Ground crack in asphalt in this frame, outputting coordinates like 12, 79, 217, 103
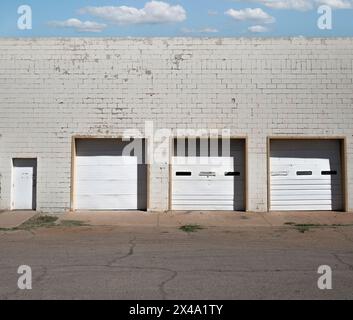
1, 264, 325, 300
4, 261, 352, 299
104, 264, 178, 300
158, 269, 178, 300
14, 263, 178, 300
105, 236, 178, 299
108, 236, 136, 266
2, 225, 353, 299
333, 254, 353, 271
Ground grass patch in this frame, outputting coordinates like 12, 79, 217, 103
284, 222, 353, 233
332, 224, 353, 227
295, 225, 312, 233
179, 224, 205, 233
0, 216, 90, 232
19, 215, 58, 230
59, 220, 89, 227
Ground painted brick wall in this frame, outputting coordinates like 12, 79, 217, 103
0, 38, 352, 212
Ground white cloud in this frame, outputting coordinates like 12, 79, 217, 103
79, 1, 186, 25
181, 27, 219, 34
48, 18, 107, 32
225, 8, 275, 23
248, 25, 269, 32
316, 0, 353, 9
253, 0, 313, 10
238, 0, 353, 11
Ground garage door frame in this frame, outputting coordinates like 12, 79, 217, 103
267, 136, 347, 212
168, 136, 248, 212
70, 136, 150, 211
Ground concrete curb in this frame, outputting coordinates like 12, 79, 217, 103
56, 211, 353, 228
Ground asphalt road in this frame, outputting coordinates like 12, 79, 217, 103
0, 224, 352, 300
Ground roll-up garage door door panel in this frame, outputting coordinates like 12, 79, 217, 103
270, 140, 343, 211
76, 195, 142, 210
75, 139, 147, 210
76, 179, 147, 195
173, 182, 244, 195
172, 151, 245, 211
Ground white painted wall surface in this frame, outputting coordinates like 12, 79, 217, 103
0, 38, 352, 212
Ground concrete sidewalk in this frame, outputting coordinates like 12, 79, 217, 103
0, 211, 37, 229
57, 210, 353, 228
2, 210, 353, 229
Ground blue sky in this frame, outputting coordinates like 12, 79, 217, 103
0, 0, 353, 37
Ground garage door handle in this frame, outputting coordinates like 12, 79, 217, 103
199, 172, 216, 177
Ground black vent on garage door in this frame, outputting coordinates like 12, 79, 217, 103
296, 171, 313, 176
225, 172, 240, 176
321, 170, 337, 175
175, 171, 192, 176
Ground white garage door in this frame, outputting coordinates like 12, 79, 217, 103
172, 139, 245, 211
270, 140, 343, 211
75, 139, 147, 210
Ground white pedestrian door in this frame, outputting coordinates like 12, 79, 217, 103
12, 159, 37, 210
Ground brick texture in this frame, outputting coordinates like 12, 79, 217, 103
0, 38, 352, 212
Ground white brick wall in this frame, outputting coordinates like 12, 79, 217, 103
0, 38, 352, 212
